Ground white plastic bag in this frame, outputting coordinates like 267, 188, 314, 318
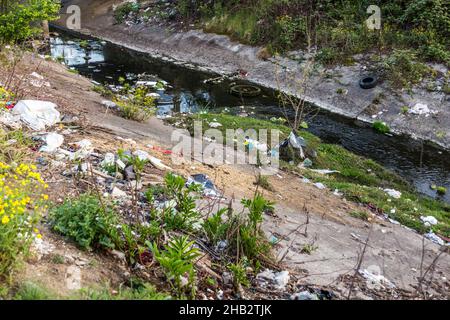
12, 100, 60, 131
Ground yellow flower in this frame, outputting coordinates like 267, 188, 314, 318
36, 234, 42, 239
1, 215, 10, 224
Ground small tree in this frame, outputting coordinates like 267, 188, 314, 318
0, 0, 60, 43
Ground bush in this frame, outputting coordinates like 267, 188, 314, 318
114, 2, 140, 24
49, 194, 121, 250
150, 236, 200, 298
383, 50, 430, 88
373, 121, 390, 134
0, 162, 48, 278
0, 0, 60, 43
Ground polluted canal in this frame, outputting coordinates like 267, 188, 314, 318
49, 33, 450, 204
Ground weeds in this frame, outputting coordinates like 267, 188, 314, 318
13, 281, 55, 300
254, 174, 273, 191
350, 210, 369, 221
150, 236, 201, 298
372, 121, 390, 134
49, 194, 121, 251
163, 173, 202, 231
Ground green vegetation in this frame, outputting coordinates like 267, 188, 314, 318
372, 121, 390, 134
255, 174, 274, 191
13, 281, 56, 300
93, 82, 156, 122
114, 2, 140, 24
173, 0, 449, 88
166, 113, 450, 237
350, 210, 369, 221
78, 281, 171, 300
150, 236, 200, 298
49, 194, 122, 251
0, 0, 60, 43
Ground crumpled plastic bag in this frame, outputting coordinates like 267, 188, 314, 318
12, 100, 60, 131
39, 132, 64, 153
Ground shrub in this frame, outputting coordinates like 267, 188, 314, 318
49, 194, 121, 250
373, 121, 390, 134
114, 2, 140, 24
114, 98, 155, 122
150, 236, 200, 298
0, 0, 60, 43
163, 173, 202, 231
0, 162, 48, 278
383, 50, 430, 88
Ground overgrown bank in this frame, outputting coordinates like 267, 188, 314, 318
166, 113, 450, 238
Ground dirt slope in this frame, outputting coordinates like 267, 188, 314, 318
7, 52, 448, 299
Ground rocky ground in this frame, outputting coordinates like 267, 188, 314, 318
0, 48, 448, 300
55, 0, 450, 150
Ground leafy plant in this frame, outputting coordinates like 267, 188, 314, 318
114, 2, 140, 24
373, 121, 390, 134
49, 194, 122, 250
150, 236, 201, 298
163, 173, 202, 231
228, 262, 250, 287
202, 208, 228, 245
0, 0, 60, 43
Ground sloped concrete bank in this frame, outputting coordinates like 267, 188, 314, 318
56, 0, 450, 151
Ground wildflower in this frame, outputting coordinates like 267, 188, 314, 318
2, 215, 10, 224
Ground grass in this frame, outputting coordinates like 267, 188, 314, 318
350, 210, 369, 221
13, 282, 56, 300
77, 282, 171, 300
255, 174, 274, 191
0, 129, 33, 163
166, 113, 450, 237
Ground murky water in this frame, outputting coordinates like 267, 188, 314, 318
49, 32, 450, 203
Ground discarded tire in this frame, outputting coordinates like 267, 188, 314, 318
359, 76, 377, 89
230, 84, 262, 98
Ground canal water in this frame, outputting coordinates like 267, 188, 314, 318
49, 33, 450, 203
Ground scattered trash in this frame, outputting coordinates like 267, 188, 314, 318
279, 131, 307, 161
424, 231, 445, 246
269, 235, 279, 245
187, 174, 221, 198
301, 158, 313, 168
148, 155, 172, 171
420, 216, 438, 227
384, 188, 402, 199
208, 122, 222, 128
222, 272, 233, 285
409, 103, 434, 116
314, 182, 326, 190
215, 240, 228, 252
111, 187, 128, 199
39, 132, 64, 153
359, 269, 396, 289
12, 100, 60, 131
101, 153, 116, 168
310, 169, 340, 175
256, 269, 290, 290
388, 218, 401, 225
290, 291, 319, 300
101, 100, 117, 109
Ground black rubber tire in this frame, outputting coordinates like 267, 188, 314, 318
359, 76, 378, 89
230, 84, 262, 98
